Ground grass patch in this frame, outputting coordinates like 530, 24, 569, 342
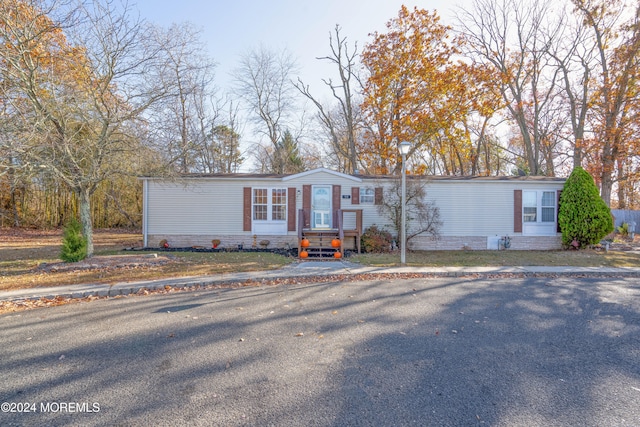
0, 229, 293, 292
3, 228, 640, 293
351, 249, 640, 268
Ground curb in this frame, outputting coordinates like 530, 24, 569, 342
3, 267, 640, 303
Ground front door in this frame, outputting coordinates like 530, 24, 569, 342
312, 185, 332, 228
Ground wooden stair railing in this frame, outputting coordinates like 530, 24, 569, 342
297, 208, 362, 257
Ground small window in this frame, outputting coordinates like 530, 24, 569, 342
253, 189, 268, 220
541, 191, 555, 222
360, 187, 374, 204
523, 191, 537, 222
272, 188, 287, 221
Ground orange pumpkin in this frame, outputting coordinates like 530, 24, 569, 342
301, 238, 310, 248
300, 250, 309, 258
333, 251, 342, 259
331, 238, 341, 248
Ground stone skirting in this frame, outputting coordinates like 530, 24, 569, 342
148, 234, 298, 250
409, 235, 562, 251
148, 234, 562, 251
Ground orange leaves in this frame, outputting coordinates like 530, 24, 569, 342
360, 6, 499, 175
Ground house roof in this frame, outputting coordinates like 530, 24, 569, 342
281, 168, 363, 182
139, 167, 566, 182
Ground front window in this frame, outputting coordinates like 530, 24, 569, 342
541, 191, 555, 222
253, 189, 268, 220
523, 192, 537, 222
253, 188, 287, 222
523, 190, 556, 225
272, 188, 287, 220
360, 187, 374, 204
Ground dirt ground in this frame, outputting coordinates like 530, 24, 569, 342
0, 228, 292, 294
1, 228, 167, 269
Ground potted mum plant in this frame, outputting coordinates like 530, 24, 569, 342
212, 239, 221, 249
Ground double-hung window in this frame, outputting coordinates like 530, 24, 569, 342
252, 188, 288, 235
360, 187, 375, 204
253, 188, 287, 222
522, 190, 557, 235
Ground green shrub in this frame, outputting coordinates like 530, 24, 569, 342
558, 167, 613, 248
60, 218, 88, 262
617, 222, 629, 236
361, 225, 393, 253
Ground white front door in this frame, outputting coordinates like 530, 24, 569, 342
312, 185, 332, 228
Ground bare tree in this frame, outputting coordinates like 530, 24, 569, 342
377, 178, 442, 249
457, 0, 565, 176
295, 25, 362, 174
144, 22, 225, 174
572, 0, 640, 206
233, 46, 303, 173
0, 0, 170, 256
547, 6, 596, 169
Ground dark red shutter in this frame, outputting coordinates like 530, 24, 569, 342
288, 187, 296, 232
374, 187, 383, 205
243, 187, 252, 232
302, 185, 311, 228
333, 185, 341, 225
351, 187, 360, 205
514, 190, 522, 233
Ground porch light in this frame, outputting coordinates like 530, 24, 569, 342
399, 141, 411, 264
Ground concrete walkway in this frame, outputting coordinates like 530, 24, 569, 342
2, 260, 640, 302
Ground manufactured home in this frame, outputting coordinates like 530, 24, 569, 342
140, 168, 565, 253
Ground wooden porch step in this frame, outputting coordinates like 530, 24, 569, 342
299, 229, 341, 258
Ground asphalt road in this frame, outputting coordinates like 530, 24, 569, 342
1, 275, 639, 427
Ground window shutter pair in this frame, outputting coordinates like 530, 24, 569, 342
513, 189, 562, 233
243, 187, 297, 232
352, 187, 382, 204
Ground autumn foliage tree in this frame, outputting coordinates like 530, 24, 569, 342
361, 6, 500, 176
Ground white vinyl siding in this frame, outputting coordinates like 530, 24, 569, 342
141, 169, 564, 249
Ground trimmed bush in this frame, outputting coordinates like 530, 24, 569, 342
60, 218, 88, 262
361, 225, 393, 253
558, 167, 613, 248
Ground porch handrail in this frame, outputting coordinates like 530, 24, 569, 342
298, 209, 305, 240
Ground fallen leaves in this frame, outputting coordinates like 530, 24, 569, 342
1, 271, 636, 314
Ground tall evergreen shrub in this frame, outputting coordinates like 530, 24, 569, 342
60, 218, 88, 262
558, 167, 613, 248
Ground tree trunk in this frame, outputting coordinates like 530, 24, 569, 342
77, 188, 94, 257
600, 168, 613, 208
8, 161, 20, 227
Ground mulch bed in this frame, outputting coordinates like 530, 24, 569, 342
36, 254, 173, 273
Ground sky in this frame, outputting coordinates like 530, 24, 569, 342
133, 0, 471, 100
